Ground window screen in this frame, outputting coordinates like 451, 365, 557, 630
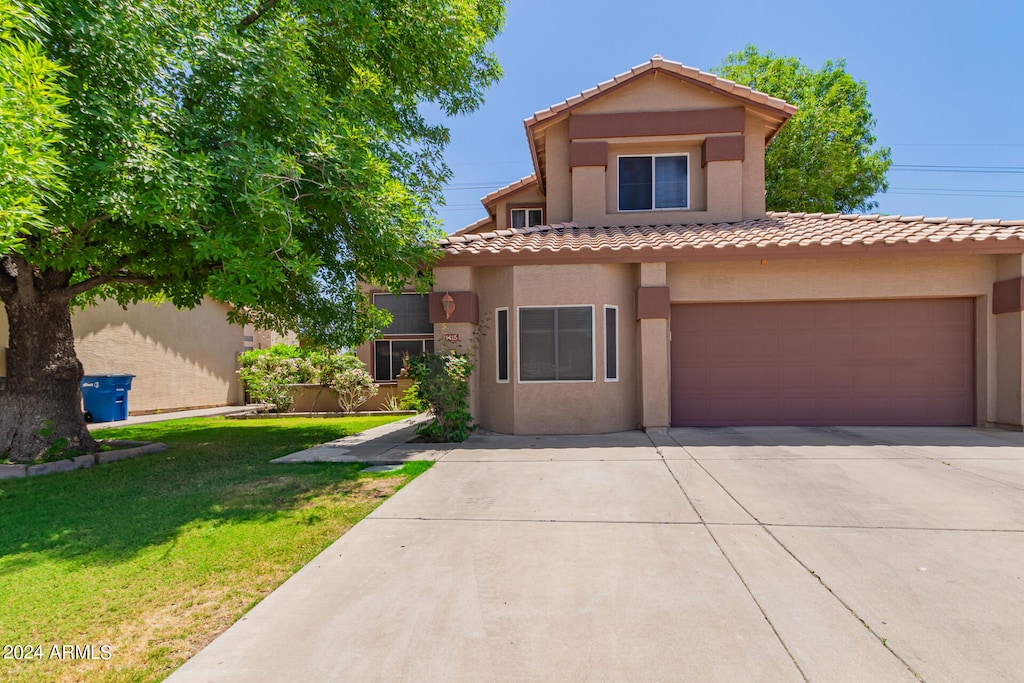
374, 338, 434, 382
605, 306, 618, 381
519, 307, 593, 381
618, 155, 688, 211
373, 293, 431, 335
496, 309, 509, 382
511, 208, 544, 229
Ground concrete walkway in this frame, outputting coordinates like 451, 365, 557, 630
270, 413, 451, 464
86, 405, 244, 430
167, 426, 1024, 682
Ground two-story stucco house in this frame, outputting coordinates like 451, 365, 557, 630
361, 56, 1024, 434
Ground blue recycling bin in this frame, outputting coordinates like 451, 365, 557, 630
81, 374, 135, 423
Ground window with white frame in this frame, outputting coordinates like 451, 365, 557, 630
604, 305, 618, 381
510, 207, 544, 228
518, 306, 594, 382
618, 154, 688, 211
372, 293, 433, 382
496, 308, 509, 383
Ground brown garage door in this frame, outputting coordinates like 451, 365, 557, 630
671, 299, 974, 427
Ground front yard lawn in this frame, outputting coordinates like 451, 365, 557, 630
0, 415, 426, 683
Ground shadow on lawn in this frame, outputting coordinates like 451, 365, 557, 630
0, 420, 380, 568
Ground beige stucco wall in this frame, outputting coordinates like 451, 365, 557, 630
667, 253, 1013, 427
538, 73, 772, 228
489, 184, 547, 231
73, 299, 245, 413
545, 120, 572, 224
508, 263, 638, 434
474, 266, 516, 434
0, 298, 244, 413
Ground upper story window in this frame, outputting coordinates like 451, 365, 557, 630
511, 207, 544, 228
618, 154, 688, 211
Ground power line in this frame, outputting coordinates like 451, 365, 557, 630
892, 164, 1024, 174
891, 142, 1024, 148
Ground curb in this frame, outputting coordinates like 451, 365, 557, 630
0, 440, 168, 480
226, 410, 418, 420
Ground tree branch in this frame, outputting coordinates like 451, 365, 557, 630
237, 0, 279, 30
76, 214, 111, 235
65, 274, 154, 298
65, 276, 109, 299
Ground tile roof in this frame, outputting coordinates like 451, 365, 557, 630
524, 55, 798, 131
439, 212, 1024, 262
479, 173, 538, 208
448, 215, 493, 237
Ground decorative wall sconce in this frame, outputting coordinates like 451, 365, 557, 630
441, 292, 456, 320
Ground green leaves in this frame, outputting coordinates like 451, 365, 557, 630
5, 0, 504, 347
0, 0, 69, 253
714, 45, 892, 214
406, 352, 474, 442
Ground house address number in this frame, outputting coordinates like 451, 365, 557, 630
443, 333, 460, 342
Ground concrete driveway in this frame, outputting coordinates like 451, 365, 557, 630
168, 426, 1024, 682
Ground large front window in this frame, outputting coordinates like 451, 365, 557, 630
618, 154, 688, 211
372, 293, 433, 382
518, 306, 594, 382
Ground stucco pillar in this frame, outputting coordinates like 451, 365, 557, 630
571, 166, 606, 226
993, 255, 1024, 428
637, 263, 670, 432
431, 267, 480, 421
705, 160, 743, 223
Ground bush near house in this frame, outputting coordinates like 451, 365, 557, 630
405, 352, 474, 442
238, 345, 377, 413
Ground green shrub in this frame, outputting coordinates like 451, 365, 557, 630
405, 352, 474, 442
399, 382, 426, 412
238, 346, 375, 413
238, 345, 315, 413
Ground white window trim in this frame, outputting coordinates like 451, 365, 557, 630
510, 207, 544, 228
516, 304, 596, 384
616, 153, 690, 212
603, 304, 619, 382
495, 307, 510, 384
373, 337, 434, 383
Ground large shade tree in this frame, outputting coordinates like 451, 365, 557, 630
713, 45, 892, 214
0, 0, 504, 462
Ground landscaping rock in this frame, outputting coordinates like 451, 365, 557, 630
28, 458, 78, 477
96, 441, 167, 464
74, 454, 96, 470
0, 463, 27, 479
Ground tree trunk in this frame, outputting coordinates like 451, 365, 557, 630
0, 258, 97, 463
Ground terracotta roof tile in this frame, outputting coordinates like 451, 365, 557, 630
438, 212, 1024, 261
479, 173, 538, 207
523, 56, 797, 130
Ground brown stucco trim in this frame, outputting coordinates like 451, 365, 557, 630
428, 291, 479, 324
569, 108, 745, 140
506, 202, 547, 229
569, 141, 609, 167
992, 277, 1024, 314
439, 241, 1024, 268
637, 287, 671, 319
702, 136, 745, 167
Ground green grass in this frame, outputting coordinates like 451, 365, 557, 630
0, 415, 428, 683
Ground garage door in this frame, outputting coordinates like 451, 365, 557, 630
671, 299, 974, 427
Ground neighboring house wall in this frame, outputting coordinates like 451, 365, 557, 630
1, 298, 245, 414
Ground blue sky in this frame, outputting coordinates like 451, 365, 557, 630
432, 0, 1024, 233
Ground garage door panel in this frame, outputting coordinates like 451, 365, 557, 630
671, 299, 974, 427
